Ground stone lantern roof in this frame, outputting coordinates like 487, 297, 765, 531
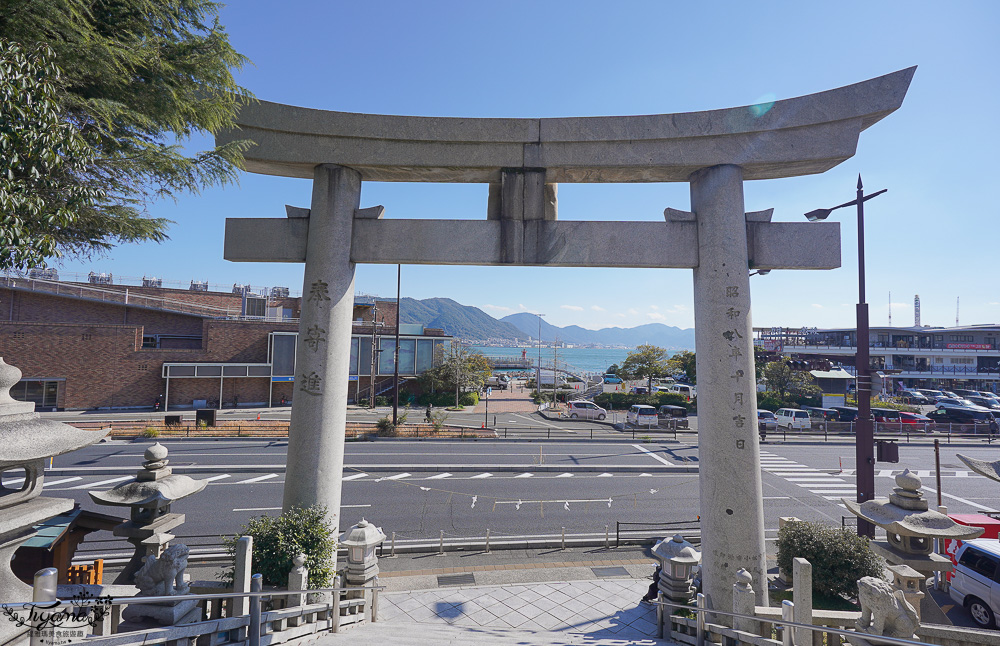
843, 469, 984, 540
957, 454, 1000, 483
340, 518, 386, 549
652, 534, 702, 566
89, 443, 206, 509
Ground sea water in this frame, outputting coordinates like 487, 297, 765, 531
470, 346, 634, 375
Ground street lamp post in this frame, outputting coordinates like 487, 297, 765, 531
805, 175, 887, 538
537, 314, 545, 400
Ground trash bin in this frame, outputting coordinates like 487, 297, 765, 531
164, 415, 182, 427
876, 440, 899, 463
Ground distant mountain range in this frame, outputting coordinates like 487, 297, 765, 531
398, 297, 694, 349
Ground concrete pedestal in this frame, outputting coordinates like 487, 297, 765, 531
283, 164, 362, 557
690, 164, 767, 615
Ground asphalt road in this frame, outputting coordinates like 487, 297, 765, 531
27, 436, 1000, 561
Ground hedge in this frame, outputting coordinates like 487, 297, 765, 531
593, 391, 692, 411
757, 392, 821, 411
417, 391, 480, 407
776, 520, 885, 598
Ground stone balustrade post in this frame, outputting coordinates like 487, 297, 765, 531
732, 568, 757, 634
287, 553, 308, 627
793, 557, 815, 646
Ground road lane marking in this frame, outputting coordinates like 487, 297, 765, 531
68, 476, 132, 489
236, 474, 280, 484
42, 477, 82, 487
785, 478, 847, 483
556, 473, 574, 478
921, 485, 999, 513
471, 473, 493, 479
632, 444, 673, 466
598, 473, 614, 477
202, 475, 231, 483
232, 503, 372, 512
763, 496, 791, 499
957, 471, 969, 477
515, 473, 533, 478
343, 473, 367, 481
878, 470, 894, 477
426, 473, 453, 479
385, 473, 412, 480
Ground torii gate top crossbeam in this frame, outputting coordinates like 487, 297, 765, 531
218, 68, 914, 183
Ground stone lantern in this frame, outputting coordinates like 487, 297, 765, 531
844, 469, 983, 583
652, 534, 701, 603
89, 442, 206, 584
340, 519, 386, 586
0, 358, 108, 645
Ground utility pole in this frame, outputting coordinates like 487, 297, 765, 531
392, 266, 401, 426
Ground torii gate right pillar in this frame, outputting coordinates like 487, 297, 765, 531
691, 164, 767, 612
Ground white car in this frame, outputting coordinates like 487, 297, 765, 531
950, 539, 1000, 628
627, 404, 658, 427
775, 408, 811, 430
669, 384, 697, 400
566, 400, 607, 421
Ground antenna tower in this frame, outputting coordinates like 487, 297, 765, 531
914, 295, 921, 327
956, 297, 960, 327
888, 291, 892, 327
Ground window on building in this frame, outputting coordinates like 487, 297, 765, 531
379, 340, 396, 375
350, 337, 359, 376
271, 334, 296, 376
416, 339, 434, 373
950, 335, 975, 342
358, 339, 372, 376
398, 339, 416, 375
952, 358, 974, 365
142, 336, 157, 348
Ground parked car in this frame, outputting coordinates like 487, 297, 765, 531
900, 391, 931, 405
566, 400, 607, 421
967, 396, 1000, 412
775, 408, 811, 430
953, 389, 984, 398
897, 411, 935, 432
949, 539, 1000, 628
871, 408, 902, 423
937, 397, 988, 411
627, 404, 658, 427
831, 406, 860, 422
669, 384, 697, 401
658, 405, 689, 429
603, 374, 623, 384
485, 375, 508, 390
630, 386, 649, 395
926, 407, 998, 430
916, 389, 946, 400
757, 409, 777, 432
802, 406, 839, 421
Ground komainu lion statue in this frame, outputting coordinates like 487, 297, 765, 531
847, 576, 919, 646
135, 543, 190, 596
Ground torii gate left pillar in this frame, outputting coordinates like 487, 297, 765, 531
281, 164, 360, 539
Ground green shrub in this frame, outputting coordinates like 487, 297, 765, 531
374, 395, 389, 407
417, 391, 478, 407
141, 427, 160, 438
430, 410, 449, 432
375, 416, 397, 437
757, 392, 822, 411
221, 505, 337, 588
776, 521, 885, 598
593, 392, 691, 411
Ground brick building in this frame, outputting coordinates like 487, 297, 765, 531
0, 276, 448, 410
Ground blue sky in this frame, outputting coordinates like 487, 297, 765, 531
54, 1, 1000, 331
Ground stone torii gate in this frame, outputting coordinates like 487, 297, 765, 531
218, 67, 914, 612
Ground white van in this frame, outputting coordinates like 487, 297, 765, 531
775, 408, 811, 430
627, 404, 658, 427
566, 400, 607, 421
669, 384, 696, 401
485, 375, 508, 390
950, 539, 1000, 628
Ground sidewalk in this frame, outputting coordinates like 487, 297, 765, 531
356, 545, 665, 644
474, 383, 538, 414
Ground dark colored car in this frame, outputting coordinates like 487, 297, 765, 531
658, 405, 689, 429
926, 407, 998, 431
802, 406, 839, 421
831, 406, 859, 422
900, 391, 931, 405
871, 408, 902, 423
630, 386, 649, 395
967, 396, 1000, 412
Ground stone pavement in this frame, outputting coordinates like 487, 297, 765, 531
473, 381, 538, 414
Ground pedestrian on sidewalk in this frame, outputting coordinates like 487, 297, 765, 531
425, 403, 432, 423
642, 564, 662, 603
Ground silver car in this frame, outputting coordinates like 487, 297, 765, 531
566, 400, 607, 420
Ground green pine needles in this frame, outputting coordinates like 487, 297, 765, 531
776, 520, 886, 599
0, 0, 254, 270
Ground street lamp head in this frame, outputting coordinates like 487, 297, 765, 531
749, 269, 771, 277
804, 208, 832, 222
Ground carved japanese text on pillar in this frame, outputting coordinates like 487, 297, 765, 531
307, 280, 331, 304
300, 371, 322, 395
304, 325, 327, 352
725, 284, 748, 449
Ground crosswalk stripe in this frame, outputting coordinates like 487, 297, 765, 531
808, 490, 857, 494
1, 479, 24, 487
785, 478, 847, 483
825, 496, 849, 501
236, 474, 279, 484
426, 473, 453, 480
202, 474, 230, 483
42, 477, 82, 488
515, 473, 533, 478
68, 476, 132, 490
917, 470, 932, 478
957, 471, 969, 477
343, 473, 367, 481
878, 470, 894, 477
385, 473, 411, 480
556, 473, 574, 478
839, 469, 856, 476
471, 473, 492, 479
